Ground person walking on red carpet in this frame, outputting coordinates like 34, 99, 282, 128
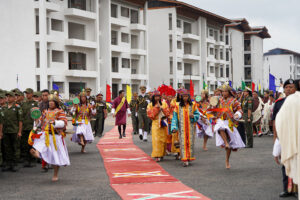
147, 90, 170, 162
112, 90, 131, 139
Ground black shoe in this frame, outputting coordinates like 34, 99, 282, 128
279, 191, 293, 198
293, 192, 298, 198
10, 166, 18, 172
139, 134, 143, 140
23, 162, 35, 168
2, 166, 11, 172
122, 133, 126, 137
41, 167, 48, 173
119, 135, 122, 139
143, 139, 147, 142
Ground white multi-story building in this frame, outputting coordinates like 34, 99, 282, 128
0, 0, 148, 99
226, 19, 270, 89
0, 0, 99, 99
147, 0, 232, 94
99, 0, 148, 99
263, 48, 300, 87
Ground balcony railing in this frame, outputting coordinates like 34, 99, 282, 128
69, 62, 86, 70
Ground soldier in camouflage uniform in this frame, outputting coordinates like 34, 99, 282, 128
129, 92, 139, 135
21, 88, 39, 167
86, 88, 96, 132
2, 91, 23, 172
94, 93, 107, 137
242, 87, 253, 148
137, 86, 150, 141
14, 90, 24, 163
0, 93, 5, 167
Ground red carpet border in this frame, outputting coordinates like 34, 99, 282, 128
97, 126, 211, 200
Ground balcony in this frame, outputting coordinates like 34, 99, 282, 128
183, 54, 200, 61
206, 37, 216, 44
182, 33, 199, 41
131, 49, 146, 56
130, 24, 146, 31
34, 1, 60, 12
65, 39, 97, 49
64, 8, 96, 20
183, 75, 201, 80
111, 17, 128, 27
131, 74, 147, 80
215, 41, 225, 46
111, 45, 130, 53
65, 69, 97, 78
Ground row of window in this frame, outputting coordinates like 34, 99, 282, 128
111, 4, 139, 24
111, 30, 139, 48
209, 47, 230, 61
111, 57, 139, 73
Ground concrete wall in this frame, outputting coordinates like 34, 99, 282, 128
230, 28, 244, 89
251, 35, 264, 89
0, 0, 36, 91
148, 8, 174, 89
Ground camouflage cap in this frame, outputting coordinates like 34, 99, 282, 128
6, 91, 15, 97
33, 92, 42, 97
24, 88, 34, 94
12, 88, 21, 93
0, 93, 6, 99
85, 88, 92, 92
15, 91, 24, 96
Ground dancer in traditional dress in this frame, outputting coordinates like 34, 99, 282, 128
171, 89, 200, 167
112, 90, 131, 139
213, 85, 245, 169
71, 91, 95, 153
30, 94, 69, 181
147, 90, 170, 162
196, 90, 214, 151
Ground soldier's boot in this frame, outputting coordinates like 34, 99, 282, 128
139, 129, 143, 140
10, 165, 18, 172
143, 131, 148, 142
2, 165, 11, 172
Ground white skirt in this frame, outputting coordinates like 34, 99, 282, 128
33, 132, 70, 166
214, 119, 245, 149
196, 120, 214, 138
71, 122, 94, 144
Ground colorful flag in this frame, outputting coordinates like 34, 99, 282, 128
258, 84, 261, 92
252, 82, 255, 92
126, 85, 132, 104
106, 84, 111, 103
229, 81, 232, 87
241, 81, 246, 90
190, 80, 194, 97
53, 83, 60, 91
203, 81, 207, 89
269, 73, 276, 94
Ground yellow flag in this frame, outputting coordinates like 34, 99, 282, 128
258, 84, 261, 92
126, 85, 132, 104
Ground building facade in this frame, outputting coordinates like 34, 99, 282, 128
263, 48, 300, 87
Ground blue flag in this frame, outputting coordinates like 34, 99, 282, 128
269, 73, 276, 94
229, 81, 232, 87
53, 83, 60, 91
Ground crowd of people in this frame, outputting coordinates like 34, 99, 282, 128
0, 79, 298, 198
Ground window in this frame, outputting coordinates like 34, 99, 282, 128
290, 56, 292, 63
130, 9, 139, 24
169, 58, 173, 74
225, 35, 229, 45
51, 19, 63, 32
226, 49, 229, 61
53, 82, 64, 93
177, 41, 182, 49
220, 49, 224, 60
226, 65, 229, 78
215, 49, 218, 59
184, 83, 190, 91
169, 13, 172, 30
220, 30, 223, 41
244, 40, 251, 51
184, 42, 192, 54
69, 52, 86, 70
112, 84, 118, 99
210, 48, 214, 55
52, 50, 63, 62
177, 62, 182, 70
68, 22, 85, 40
69, 82, 85, 98
111, 4, 117, 18
209, 29, 213, 37
220, 66, 224, 77
214, 30, 218, 41
121, 33, 129, 43
169, 37, 172, 52
68, 0, 87, 11
245, 67, 251, 79
122, 58, 130, 68
210, 66, 214, 73
111, 30, 118, 45
131, 35, 138, 48
36, 48, 40, 68
121, 7, 129, 18
177, 19, 181, 28
131, 59, 138, 74
184, 63, 192, 75
36, 15, 39, 34
112, 57, 118, 72
183, 22, 191, 34
244, 54, 251, 65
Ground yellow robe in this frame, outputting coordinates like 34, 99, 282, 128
147, 101, 170, 158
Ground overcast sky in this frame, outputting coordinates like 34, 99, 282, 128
181, 0, 300, 53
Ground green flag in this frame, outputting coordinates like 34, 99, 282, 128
203, 81, 207, 89
241, 81, 246, 90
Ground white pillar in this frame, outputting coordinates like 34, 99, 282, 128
39, 0, 48, 90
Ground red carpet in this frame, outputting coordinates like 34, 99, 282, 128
97, 126, 210, 200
